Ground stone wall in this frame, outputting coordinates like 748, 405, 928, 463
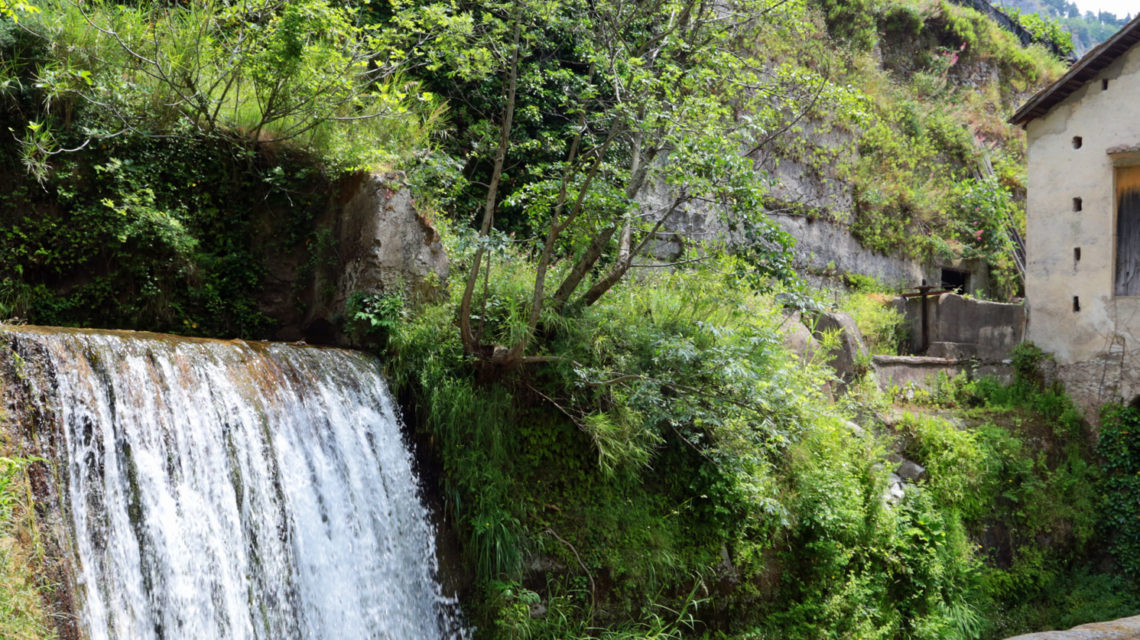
1041, 343, 1138, 425
638, 116, 998, 294
773, 213, 932, 288
873, 355, 1013, 392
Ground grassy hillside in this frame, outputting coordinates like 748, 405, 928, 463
766, 0, 1066, 297
0, 0, 1065, 328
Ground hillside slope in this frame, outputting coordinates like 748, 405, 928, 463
744, 0, 1067, 297
0, 0, 1064, 330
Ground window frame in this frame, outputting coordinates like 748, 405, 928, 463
1112, 150, 1140, 297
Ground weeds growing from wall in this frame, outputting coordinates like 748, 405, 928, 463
0, 444, 56, 640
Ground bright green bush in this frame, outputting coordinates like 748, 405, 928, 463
839, 290, 906, 355
952, 177, 1024, 298
1007, 8, 1076, 56
17, 0, 446, 173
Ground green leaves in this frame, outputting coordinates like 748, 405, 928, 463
0, 0, 38, 22
1097, 406, 1140, 581
347, 291, 406, 346
14, 0, 444, 169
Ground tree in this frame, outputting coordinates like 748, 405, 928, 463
389, 0, 819, 369
15, 0, 438, 176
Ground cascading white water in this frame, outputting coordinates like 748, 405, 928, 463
5, 327, 463, 640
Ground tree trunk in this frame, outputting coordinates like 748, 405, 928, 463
459, 9, 522, 355
578, 195, 684, 307
549, 139, 657, 313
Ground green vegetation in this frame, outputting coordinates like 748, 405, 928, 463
896, 355, 1137, 636
997, 0, 1132, 53
391, 242, 1135, 638
1, 0, 1133, 638
840, 288, 907, 355
391, 0, 809, 367
0, 0, 1065, 335
797, 0, 1063, 299
1097, 405, 1140, 582
0, 3, 443, 335
0, 129, 327, 336
1005, 8, 1075, 56
0, 450, 55, 640
0, 0, 36, 21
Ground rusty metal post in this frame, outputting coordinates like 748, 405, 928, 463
918, 281, 933, 354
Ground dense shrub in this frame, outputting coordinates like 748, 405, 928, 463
388, 238, 1131, 638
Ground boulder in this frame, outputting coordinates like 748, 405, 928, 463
780, 311, 819, 362
896, 459, 926, 481
884, 473, 905, 505
811, 311, 870, 384
333, 171, 449, 305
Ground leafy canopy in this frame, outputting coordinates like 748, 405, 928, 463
385, 0, 831, 365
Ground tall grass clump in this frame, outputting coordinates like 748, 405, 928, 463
0, 453, 56, 640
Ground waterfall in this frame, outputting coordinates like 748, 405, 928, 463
1, 326, 464, 640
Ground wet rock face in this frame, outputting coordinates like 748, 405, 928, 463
1003, 615, 1140, 639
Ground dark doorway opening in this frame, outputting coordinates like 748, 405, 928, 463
940, 268, 968, 293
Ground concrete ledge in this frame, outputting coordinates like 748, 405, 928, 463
1004, 615, 1140, 639
872, 355, 1012, 391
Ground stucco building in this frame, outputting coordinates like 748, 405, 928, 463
1012, 16, 1140, 411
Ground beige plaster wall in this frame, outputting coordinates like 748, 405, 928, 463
1026, 44, 1140, 406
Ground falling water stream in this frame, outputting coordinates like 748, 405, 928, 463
2, 326, 463, 640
